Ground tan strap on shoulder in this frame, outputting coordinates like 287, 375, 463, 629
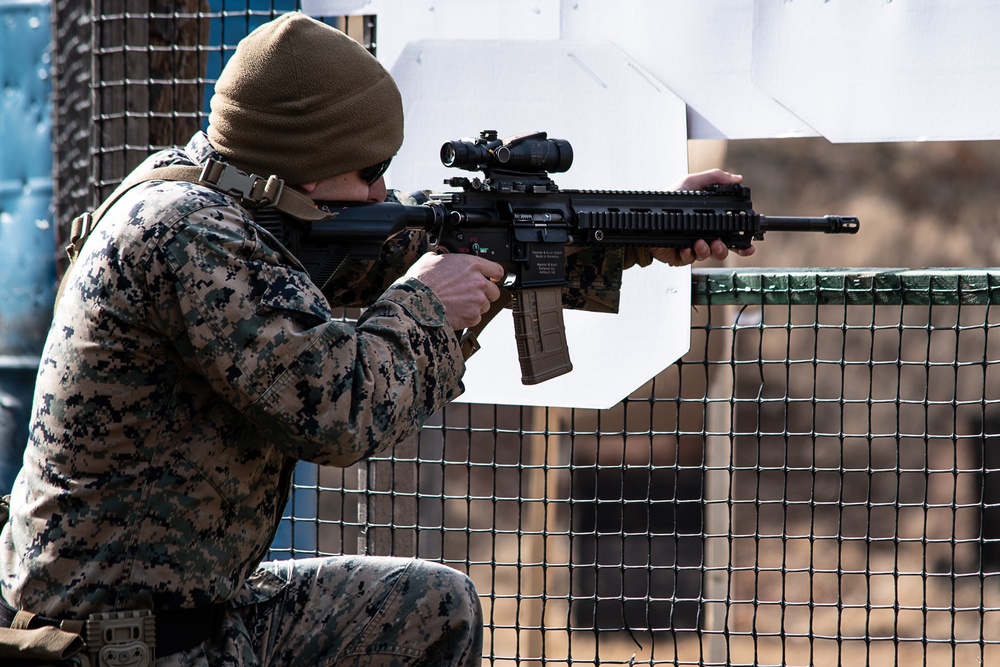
65, 165, 202, 264
197, 159, 329, 222
58, 160, 332, 312
65, 160, 329, 264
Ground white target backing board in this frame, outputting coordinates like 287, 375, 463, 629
302, 0, 1000, 407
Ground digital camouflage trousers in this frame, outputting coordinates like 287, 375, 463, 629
161, 556, 483, 667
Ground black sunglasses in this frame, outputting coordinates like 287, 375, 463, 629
359, 158, 392, 186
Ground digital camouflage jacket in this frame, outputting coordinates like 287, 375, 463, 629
0, 133, 466, 617
0, 131, 632, 623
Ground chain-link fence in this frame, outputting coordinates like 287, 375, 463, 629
275, 270, 999, 666
50, 4, 1000, 665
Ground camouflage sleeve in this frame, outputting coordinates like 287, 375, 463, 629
149, 203, 464, 467
320, 229, 428, 307
320, 189, 430, 307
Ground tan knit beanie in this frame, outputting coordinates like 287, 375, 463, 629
208, 12, 403, 184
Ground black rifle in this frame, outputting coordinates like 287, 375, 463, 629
258, 130, 860, 385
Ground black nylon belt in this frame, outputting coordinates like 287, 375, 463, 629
0, 598, 225, 657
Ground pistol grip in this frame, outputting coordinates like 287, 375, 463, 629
511, 286, 573, 384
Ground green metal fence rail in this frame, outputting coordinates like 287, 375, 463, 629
693, 268, 1000, 305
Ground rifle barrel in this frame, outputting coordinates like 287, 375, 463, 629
761, 215, 860, 235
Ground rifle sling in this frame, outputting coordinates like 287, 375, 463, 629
65, 160, 328, 264
58, 161, 330, 310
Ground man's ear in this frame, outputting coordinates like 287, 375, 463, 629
297, 182, 318, 194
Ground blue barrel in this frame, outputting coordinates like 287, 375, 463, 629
0, 0, 56, 493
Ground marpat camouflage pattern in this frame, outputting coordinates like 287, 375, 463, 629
0, 131, 634, 666
0, 133, 481, 665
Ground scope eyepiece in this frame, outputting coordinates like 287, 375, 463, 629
441, 130, 573, 174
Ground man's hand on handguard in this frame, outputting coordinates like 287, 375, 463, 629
651, 168, 757, 267
405, 252, 505, 330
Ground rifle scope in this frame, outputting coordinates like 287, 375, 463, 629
441, 130, 573, 174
